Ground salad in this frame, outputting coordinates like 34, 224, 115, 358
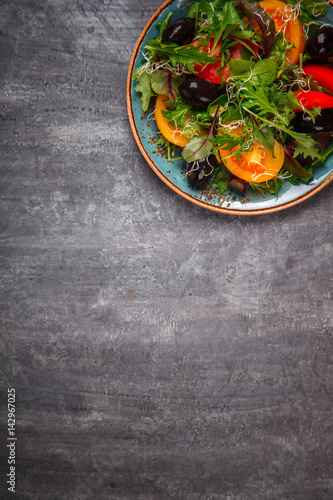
133, 0, 333, 198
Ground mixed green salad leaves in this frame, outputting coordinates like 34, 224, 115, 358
133, 0, 333, 197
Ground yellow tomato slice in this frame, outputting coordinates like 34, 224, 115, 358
218, 126, 285, 183
154, 94, 189, 147
259, 0, 305, 65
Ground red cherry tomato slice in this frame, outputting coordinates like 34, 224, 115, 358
193, 37, 223, 84
193, 38, 258, 84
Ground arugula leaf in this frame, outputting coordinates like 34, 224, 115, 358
230, 59, 278, 85
209, 130, 245, 161
287, 0, 327, 26
240, 81, 289, 126
229, 59, 254, 77
281, 128, 322, 161
217, 104, 243, 124
161, 97, 211, 138
250, 123, 275, 152
270, 34, 293, 67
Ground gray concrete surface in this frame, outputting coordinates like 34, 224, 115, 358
1, 1, 333, 499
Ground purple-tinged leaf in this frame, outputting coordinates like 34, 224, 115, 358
151, 69, 183, 103
282, 149, 313, 178
235, 0, 275, 58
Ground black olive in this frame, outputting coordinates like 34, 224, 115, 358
186, 154, 217, 188
291, 110, 333, 134
308, 25, 333, 60
162, 18, 195, 46
179, 76, 219, 109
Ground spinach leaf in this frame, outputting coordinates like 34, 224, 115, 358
230, 59, 278, 86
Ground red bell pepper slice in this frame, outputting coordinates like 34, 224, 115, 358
303, 64, 333, 95
293, 90, 333, 111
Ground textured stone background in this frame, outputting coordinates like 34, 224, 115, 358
0, 1, 333, 499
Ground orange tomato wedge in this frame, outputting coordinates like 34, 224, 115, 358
154, 94, 189, 147
259, 0, 305, 65
218, 125, 284, 183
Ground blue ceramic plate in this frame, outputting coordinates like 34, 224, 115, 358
127, 0, 333, 215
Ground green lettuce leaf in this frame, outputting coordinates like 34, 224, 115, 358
133, 71, 154, 112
